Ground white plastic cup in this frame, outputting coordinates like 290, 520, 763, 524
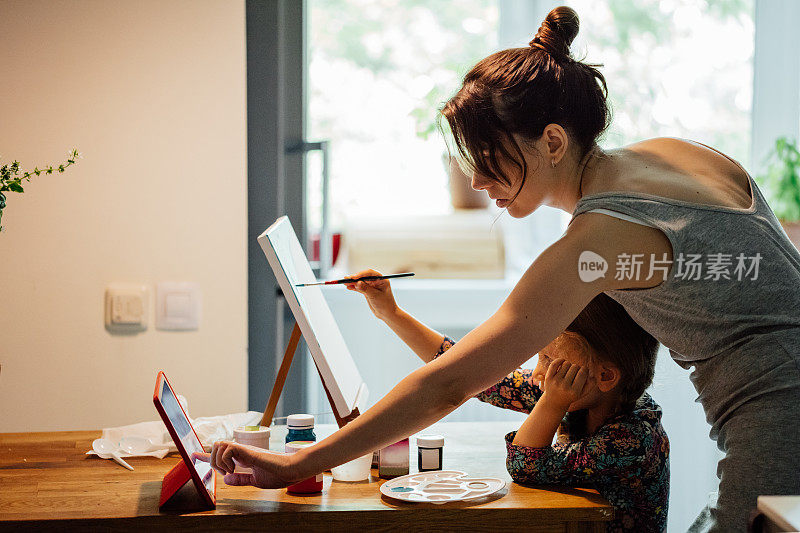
331, 452, 373, 482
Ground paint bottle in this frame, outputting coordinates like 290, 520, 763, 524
378, 438, 410, 478
416, 435, 444, 472
285, 441, 324, 494
286, 413, 316, 444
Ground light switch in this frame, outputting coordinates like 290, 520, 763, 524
156, 282, 201, 331
105, 284, 148, 331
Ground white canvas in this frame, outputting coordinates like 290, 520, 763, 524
258, 216, 368, 418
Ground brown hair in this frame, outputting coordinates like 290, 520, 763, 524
556, 293, 659, 412
439, 6, 610, 203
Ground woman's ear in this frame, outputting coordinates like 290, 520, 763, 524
541, 124, 569, 165
595, 363, 621, 392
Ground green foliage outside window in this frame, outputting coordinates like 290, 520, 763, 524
757, 137, 800, 222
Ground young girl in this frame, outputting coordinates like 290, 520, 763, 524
346, 270, 669, 532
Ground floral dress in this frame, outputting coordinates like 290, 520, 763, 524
434, 336, 670, 533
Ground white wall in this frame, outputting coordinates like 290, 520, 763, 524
0, 0, 247, 431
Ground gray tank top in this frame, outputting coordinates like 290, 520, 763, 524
568, 163, 800, 437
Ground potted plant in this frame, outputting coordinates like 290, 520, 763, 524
0, 149, 80, 231
757, 137, 800, 248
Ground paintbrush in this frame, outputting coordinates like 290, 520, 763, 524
295, 272, 415, 287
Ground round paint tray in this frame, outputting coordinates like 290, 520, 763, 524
380, 470, 505, 504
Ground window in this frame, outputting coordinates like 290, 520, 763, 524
308, 0, 499, 226
308, 0, 755, 281
570, 0, 754, 165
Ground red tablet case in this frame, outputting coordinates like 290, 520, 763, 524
153, 371, 216, 510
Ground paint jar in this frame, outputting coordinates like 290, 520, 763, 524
232, 425, 270, 473
379, 438, 409, 479
285, 441, 323, 494
233, 425, 270, 449
416, 434, 444, 472
286, 413, 316, 444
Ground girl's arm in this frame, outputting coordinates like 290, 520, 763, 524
351, 273, 543, 411
505, 411, 667, 487
344, 269, 446, 363
200, 213, 665, 486
433, 337, 542, 413
381, 307, 448, 363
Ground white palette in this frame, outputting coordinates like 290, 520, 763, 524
380, 470, 505, 504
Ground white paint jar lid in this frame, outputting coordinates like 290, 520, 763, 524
416, 434, 444, 448
287, 413, 315, 429
233, 426, 270, 448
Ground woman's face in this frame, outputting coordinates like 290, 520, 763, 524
470, 141, 551, 218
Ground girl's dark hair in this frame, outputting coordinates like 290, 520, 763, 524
439, 6, 610, 203
556, 293, 659, 411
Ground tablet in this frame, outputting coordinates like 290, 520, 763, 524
153, 371, 216, 508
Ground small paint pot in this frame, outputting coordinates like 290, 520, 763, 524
285, 441, 323, 494
379, 438, 410, 479
416, 434, 444, 472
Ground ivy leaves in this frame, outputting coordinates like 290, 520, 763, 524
0, 149, 81, 231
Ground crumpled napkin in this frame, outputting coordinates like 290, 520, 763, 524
85, 447, 171, 459
88, 398, 263, 459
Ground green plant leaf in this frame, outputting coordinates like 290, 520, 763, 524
758, 136, 800, 222
0, 150, 79, 231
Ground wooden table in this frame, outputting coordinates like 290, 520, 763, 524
750, 496, 800, 532
0, 421, 612, 531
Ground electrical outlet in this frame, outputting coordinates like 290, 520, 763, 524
105, 284, 148, 332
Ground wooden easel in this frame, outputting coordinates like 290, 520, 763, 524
260, 323, 360, 429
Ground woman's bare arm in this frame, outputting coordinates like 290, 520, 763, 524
291, 213, 638, 479
203, 212, 672, 485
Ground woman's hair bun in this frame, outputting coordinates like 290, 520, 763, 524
529, 5, 580, 60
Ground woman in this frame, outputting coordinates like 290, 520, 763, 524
199, 6, 800, 531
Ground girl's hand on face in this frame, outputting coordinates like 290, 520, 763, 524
540, 358, 591, 412
343, 269, 399, 321
193, 441, 298, 489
